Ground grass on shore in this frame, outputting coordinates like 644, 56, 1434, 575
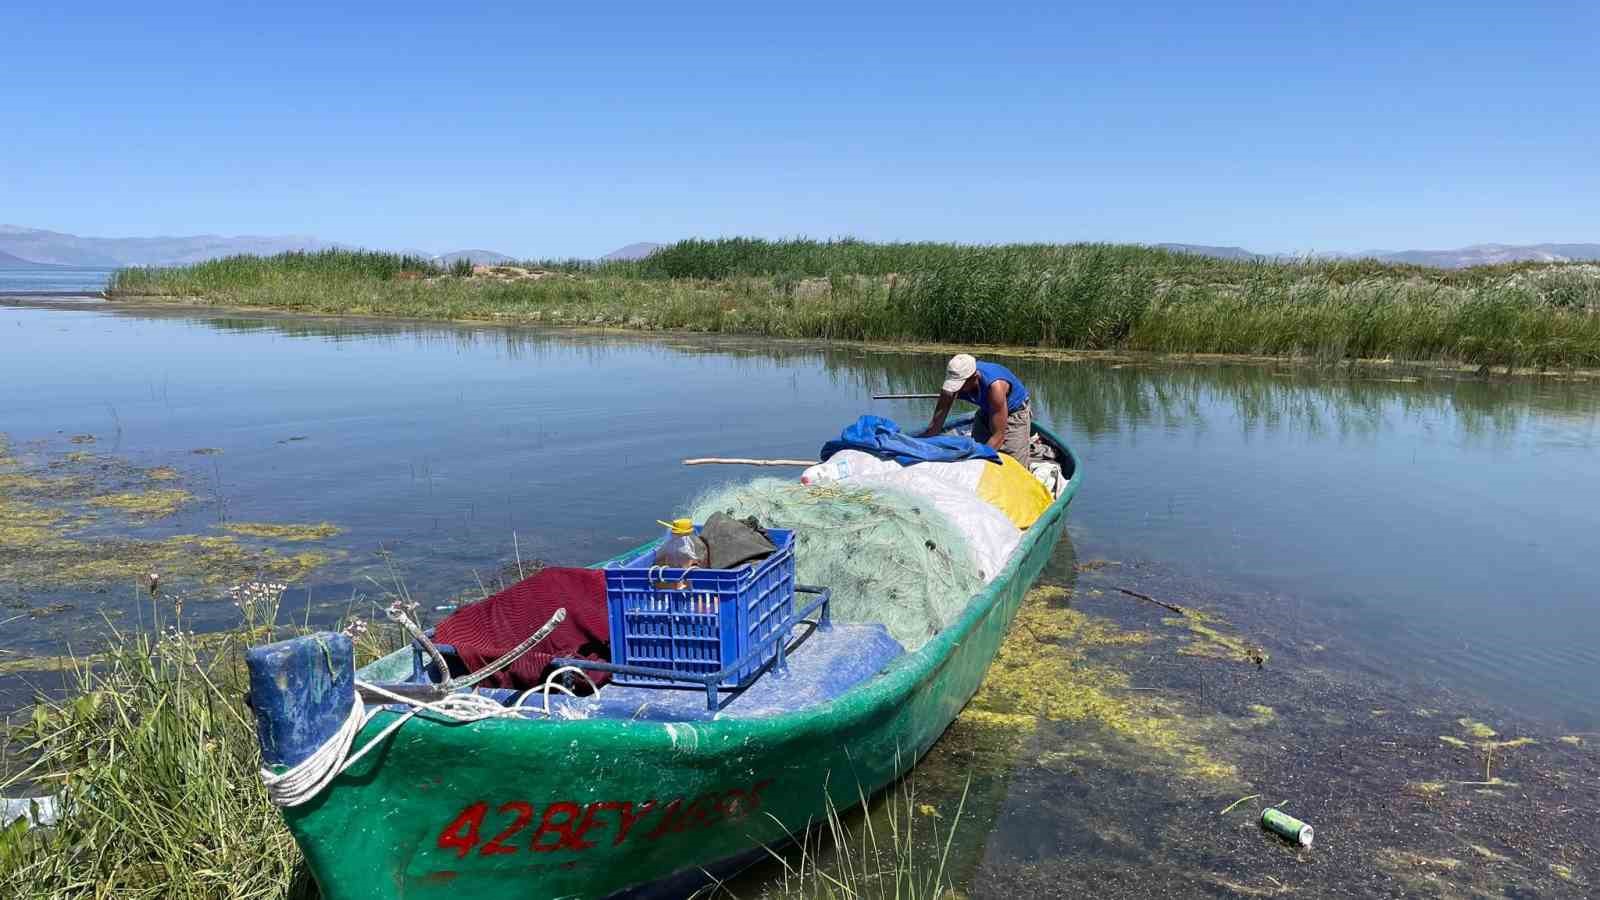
109, 240, 1600, 369
0, 589, 314, 898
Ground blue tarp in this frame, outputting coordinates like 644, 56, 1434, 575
820, 415, 999, 466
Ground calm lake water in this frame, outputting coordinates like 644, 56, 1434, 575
2, 297, 1597, 893
0, 266, 114, 294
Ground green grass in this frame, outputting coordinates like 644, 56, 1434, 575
738, 777, 969, 900
108, 241, 1600, 368
0, 585, 404, 899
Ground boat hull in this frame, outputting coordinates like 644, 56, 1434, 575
283, 427, 1079, 899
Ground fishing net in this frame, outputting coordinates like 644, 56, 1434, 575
689, 478, 984, 651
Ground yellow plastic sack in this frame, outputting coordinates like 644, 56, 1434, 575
976, 454, 1054, 529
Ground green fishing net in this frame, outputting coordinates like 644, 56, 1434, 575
689, 478, 984, 651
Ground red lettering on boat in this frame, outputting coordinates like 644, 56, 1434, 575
572, 801, 622, 850
719, 788, 756, 820
644, 797, 685, 839
436, 802, 488, 859
614, 800, 657, 846
435, 780, 772, 859
745, 780, 774, 814
647, 791, 725, 839
529, 802, 585, 853
480, 801, 533, 856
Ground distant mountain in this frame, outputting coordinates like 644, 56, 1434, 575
602, 242, 664, 262
1153, 243, 1261, 261
0, 225, 340, 268
0, 249, 53, 267
434, 249, 516, 266
1150, 241, 1600, 269
1374, 243, 1600, 268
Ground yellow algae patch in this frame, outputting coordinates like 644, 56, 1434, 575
0, 433, 345, 593
1487, 737, 1536, 750
265, 550, 336, 583
1162, 610, 1266, 665
964, 586, 1236, 783
959, 709, 1039, 731
43, 535, 339, 589
0, 495, 67, 548
1456, 777, 1516, 789
1406, 781, 1447, 796
1559, 735, 1584, 746
1470, 845, 1512, 863
1248, 704, 1277, 722
88, 489, 193, 520
1439, 735, 1470, 749
1551, 864, 1576, 881
1377, 849, 1463, 872
223, 521, 342, 542
1457, 718, 1498, 739
1201, 875, 1293, 897
0, 472, 56, 492
0, 652, 107, 675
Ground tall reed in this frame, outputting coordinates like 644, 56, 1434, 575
108, 242, 1600, 368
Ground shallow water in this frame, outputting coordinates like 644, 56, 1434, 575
0, 266, 114, 294
2, 298, 1597, 893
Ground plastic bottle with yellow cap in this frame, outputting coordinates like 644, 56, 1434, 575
652, 518, 708, 591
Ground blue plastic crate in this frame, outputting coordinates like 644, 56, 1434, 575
605, 528, 796, 688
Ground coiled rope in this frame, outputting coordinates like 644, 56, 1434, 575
262, 668, 598, 807
261, 605, 598, 808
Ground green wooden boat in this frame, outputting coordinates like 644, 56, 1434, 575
247, 422, 1080, 899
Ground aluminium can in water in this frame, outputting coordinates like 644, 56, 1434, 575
1261, 808, 1315, 847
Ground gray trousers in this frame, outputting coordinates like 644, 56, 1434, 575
973, 400, 1032, 462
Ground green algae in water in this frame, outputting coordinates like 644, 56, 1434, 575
961, 586, 1239, 783
0, 433, 343, 593
1162, 609, 1267, 665
222, 521, 342, 542
87, 488, 193, 520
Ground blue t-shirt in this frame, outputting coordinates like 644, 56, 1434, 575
960, 361, 1030, 418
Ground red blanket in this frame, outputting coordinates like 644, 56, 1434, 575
432, 566, 611, 690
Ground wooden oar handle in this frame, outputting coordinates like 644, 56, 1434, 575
682, 458, 817, 467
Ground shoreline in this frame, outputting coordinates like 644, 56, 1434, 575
64, 291, 1600, 381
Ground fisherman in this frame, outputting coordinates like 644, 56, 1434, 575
918, 353, 1032, 462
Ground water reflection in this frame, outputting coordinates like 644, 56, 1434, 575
2, 300, 1597, 732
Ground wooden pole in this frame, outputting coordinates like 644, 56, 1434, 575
872, 392, 940, 400
682, 457, 817, 467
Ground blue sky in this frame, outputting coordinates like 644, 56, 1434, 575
6, 2, 1597, 257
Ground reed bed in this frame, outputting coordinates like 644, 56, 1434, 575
109, 241, 1600, 368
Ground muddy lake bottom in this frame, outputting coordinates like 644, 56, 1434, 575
1, 297, 1597, 897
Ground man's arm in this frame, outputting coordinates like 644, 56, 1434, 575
982, 382, 1009, 449
918, 392, 957, 437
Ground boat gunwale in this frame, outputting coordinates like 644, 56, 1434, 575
352, 421, 1080, 746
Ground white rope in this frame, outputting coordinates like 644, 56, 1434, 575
262, 681, 550, 808
538, 665, 600, 717
260, 700, 371, 808
260, 653, 612, 806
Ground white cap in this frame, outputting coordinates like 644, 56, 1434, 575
942, 353, 977, 394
